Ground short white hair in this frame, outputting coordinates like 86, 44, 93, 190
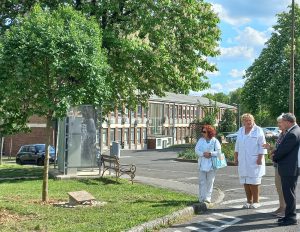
277, 113, 285, 122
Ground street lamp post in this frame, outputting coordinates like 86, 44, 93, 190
289, 0, 295, 113
232, 103, 241, 130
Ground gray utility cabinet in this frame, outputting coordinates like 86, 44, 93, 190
57, 105, 98, 175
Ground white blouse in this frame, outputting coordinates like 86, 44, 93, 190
195, 137, 221, 171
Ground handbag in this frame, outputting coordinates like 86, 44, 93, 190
211, 140, 227, 170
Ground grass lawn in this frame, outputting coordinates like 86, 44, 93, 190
0, 164, 197, 232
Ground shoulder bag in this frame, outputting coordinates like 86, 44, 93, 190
211, 139, 227, 170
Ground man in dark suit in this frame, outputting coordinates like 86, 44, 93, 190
273, 113, 300, 226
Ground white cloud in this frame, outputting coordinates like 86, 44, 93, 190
191, 78, 245, 95
189, 83, 223, 96
206, 70, 221, 77
229, 69, 245, 78
235, 27, 268, 48
212, 3, 251, 26
220, 46, 255, 61
225, 79, 245, 92
210, 0, 300, 26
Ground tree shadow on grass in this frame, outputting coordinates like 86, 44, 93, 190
0, 167, 44, 182
77, 177, 123, 186
132, 199, 196, 208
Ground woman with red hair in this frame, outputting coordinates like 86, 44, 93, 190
195, 125, 221, 203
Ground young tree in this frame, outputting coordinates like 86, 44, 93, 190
0, 0, 221, 112
242, 4, 300, 119
219, 109, 236, 132
0, 5, 109, 202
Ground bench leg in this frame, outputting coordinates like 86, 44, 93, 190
130, 173, 135, 184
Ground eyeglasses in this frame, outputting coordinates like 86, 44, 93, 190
202, 131, 207, 133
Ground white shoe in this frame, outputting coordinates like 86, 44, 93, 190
242, 203, 251, 209
250, 203, 261, 209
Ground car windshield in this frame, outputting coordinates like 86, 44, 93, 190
36, 145, 55, 153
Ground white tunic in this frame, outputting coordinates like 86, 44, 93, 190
235, 125, 267, 179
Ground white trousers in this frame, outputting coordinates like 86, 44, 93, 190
199, 169, 216, 202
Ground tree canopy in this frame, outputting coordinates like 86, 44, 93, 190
202, 92, 230, 104
0, 4, 108, 201
0, 0, 221, 111
242, 4, 300, 120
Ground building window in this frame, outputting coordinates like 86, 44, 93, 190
143, 128, 147, 144
137, 128, 141, 144
169, 105, 173, 119
110, 128, 115, 143
131, 128, 135, 143
190, 107, 194, 119
178, 105, 182, 118
117, 128, 122, 143
137, 104, 142, 118
183, 106, 186, 118
148, 103, 163, 135
187, 106, 190, 118
164, 104, 169, 119
124, 128, 129, 145
102, 129, 107, 146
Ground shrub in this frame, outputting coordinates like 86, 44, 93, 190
221, 143, 235, 161
178, 148, 197, 160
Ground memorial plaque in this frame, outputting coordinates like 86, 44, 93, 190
68, 190, 96, 205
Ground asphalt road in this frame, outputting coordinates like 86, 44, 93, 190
119, 149, 300, 232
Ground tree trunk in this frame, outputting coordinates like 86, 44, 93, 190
42, 116, 52, 202
0, 137, 2, 165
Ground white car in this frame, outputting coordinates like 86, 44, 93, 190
263, 127, 280, 138
225, 132, 238, 142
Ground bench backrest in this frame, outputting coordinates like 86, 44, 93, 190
100, 155, 120, 168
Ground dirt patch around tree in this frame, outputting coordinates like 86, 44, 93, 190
0, 209, 35, 225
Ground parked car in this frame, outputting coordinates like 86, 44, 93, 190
262, 128, 275, 138
16, 144, 56, 166
264, 127, 281, 138
225, 132, 238, 142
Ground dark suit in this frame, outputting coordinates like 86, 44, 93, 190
273, 124, 300, 221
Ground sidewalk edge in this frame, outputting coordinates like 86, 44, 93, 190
127, 187, 225, 232
126, 206, 195, 232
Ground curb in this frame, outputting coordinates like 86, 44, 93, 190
175, 158, 198, 163
127, 187, 225, 232
127, 206, 195, 232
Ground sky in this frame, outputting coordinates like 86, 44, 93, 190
190, 0, 300, 96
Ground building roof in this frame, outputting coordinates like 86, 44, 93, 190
149, 92, 236, 109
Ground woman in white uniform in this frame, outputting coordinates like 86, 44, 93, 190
234, 113, 267, 209
195, 125, 221, 203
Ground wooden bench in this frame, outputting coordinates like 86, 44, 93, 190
100, 155, 136, 184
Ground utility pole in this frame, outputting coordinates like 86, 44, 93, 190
289, 0, 295, 113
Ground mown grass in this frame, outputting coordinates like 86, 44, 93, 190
0, 164, 197, 232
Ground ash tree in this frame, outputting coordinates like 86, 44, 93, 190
242, 4, 300, 119
0, 0, 221, 111
0, 5, 109, 202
